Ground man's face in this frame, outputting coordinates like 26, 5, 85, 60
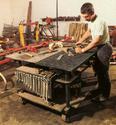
81, 13, 92, 21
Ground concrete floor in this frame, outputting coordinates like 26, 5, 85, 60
0, 64, 116, 125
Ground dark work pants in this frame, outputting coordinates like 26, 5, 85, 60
93, 43, 113, 98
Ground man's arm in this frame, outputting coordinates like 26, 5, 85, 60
82, 36, 101, 52
75, 35, 101, 53
76, 29, 91, 45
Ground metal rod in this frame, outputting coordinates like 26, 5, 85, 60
56, 0, 58, 40
65, 85, 70, 108
65, 73, 71, 108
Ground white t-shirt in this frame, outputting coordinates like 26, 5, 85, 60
88, 16, 110, 45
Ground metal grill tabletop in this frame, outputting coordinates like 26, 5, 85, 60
37, 51, 96, 72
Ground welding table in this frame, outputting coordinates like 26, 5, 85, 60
6, 48, 97, 122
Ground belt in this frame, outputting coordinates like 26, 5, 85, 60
97, 43, 107, 49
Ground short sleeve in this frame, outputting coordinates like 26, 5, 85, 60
94, 21, 104, 36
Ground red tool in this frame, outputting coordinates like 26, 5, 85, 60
0, 58, 12, 65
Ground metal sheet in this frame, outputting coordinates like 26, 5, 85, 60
6, 49, 60, 63
36, 51, 96, 72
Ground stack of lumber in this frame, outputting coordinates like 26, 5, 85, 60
2, 24, 18, 38
68, 23, 91, 42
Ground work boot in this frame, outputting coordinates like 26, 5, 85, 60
99, 95, 109, 102
91, 95, 109, 103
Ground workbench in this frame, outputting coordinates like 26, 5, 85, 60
6, 45, 97, 122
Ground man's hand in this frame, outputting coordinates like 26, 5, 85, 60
75, 47, 84, 53
76, 41, 82, 45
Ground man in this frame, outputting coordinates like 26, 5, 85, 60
75, 3, 113, 101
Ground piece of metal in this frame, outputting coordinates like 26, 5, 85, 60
15, 66, 56, 101
37, 51, 96, 72
57, 54, 64, 60
56, 0, 59, 40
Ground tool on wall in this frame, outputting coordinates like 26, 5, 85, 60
42, 16, 81, 22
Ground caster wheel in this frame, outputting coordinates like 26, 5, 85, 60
61, 114, 70, 123
20, 97, 28, 105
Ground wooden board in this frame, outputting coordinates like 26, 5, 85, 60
18, 92, 86, 112
69, 23, 88, 41
6, 49, 60, 63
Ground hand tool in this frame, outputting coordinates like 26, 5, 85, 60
57, 54, 64, 60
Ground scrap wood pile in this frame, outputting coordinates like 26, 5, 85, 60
0, 23, 20, 50
0, 23, 22, 66
68, 22, 91, 43
2, 24, 19, 39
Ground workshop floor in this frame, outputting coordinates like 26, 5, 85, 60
0, 63, 116, 125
